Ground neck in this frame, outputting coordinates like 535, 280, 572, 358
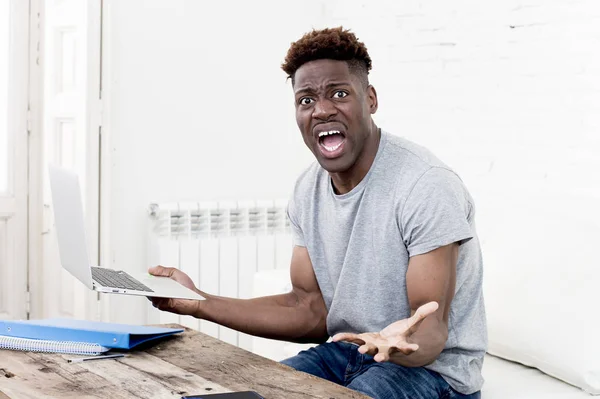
330, 123, 381, 195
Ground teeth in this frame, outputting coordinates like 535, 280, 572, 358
318, 130, 341, 138
323, 142, 343, 152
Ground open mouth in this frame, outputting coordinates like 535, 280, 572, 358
318, 130, 346, 153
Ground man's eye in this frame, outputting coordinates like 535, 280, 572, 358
299, 98, 313, 105
333, 91, 348, 99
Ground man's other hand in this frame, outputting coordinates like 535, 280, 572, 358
147, 266, 202, 316
332, 301, 439, 362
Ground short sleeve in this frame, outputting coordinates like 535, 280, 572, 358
400, 167, 473, 257
287, 195, 305, 247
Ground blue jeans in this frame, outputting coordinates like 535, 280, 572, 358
281, 342, 481, 399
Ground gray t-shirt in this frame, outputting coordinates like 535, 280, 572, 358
287, 131, 487, 395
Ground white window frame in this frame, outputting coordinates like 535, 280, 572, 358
0, 0, 30, 320
27, 0, 103, 320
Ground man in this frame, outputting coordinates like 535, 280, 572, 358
149, 27, 487, 399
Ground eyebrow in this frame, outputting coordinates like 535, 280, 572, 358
294, 81, 352, 96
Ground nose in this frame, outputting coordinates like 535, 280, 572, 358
312, 98, 337, 121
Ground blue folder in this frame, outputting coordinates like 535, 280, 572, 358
0, 318, 184, 349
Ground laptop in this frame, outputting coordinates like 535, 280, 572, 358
48, 164, 204, 300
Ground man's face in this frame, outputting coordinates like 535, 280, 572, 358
293, 59, 378, 173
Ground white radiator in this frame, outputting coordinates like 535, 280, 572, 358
146, 200, 294, 354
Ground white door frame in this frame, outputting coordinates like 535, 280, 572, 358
27, 0, 46, 321
0, 0, 29, 320
27, 0, 103, 320
84, 0, 103, 320
98, 0, 112, 321
85, 0, 103, 277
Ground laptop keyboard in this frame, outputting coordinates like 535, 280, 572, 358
91, 267, 154, 293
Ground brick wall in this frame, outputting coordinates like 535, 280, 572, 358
106, 0, 599, 326
317, 0, 599, 339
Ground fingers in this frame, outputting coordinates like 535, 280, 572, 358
334, 332, 421, 363
148, 266, 198, 292
335, 333, 380, 357
358, 343, 378, 356
149, 296, 200, 317
371, 342, 419, 362
148, 265, 176, 277
332, 333, 366, 346
149, 297, 167, 308
332, 333, 360, 343
372, 344, 395, 362
393, 340, 419, 355
406, 301, 439, 332
148, 297, 182, 314
374, 351, 391, 362
149, 297, 174, 312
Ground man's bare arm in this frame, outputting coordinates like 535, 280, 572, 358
331, 243, 457, 365
149, 245, 329, 344
389, 243, 458, 367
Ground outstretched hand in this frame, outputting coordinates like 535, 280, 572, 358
332, 301, 439, 362
147, 266, 202, 316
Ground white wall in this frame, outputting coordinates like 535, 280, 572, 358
318, 0, 600, 338
102, 0, 323, 323
103, 0, 600, 324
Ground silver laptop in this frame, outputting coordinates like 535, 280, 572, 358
48, 164, 204, 300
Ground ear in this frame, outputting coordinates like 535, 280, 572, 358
367, 85, 378, 114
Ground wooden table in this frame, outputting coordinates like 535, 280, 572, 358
0, 325, 369, 399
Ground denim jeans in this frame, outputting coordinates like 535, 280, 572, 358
281, 342, 481, 399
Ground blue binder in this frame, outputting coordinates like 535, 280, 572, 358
0, 318, 184, 350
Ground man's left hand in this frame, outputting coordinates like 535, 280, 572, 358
332, 301, 439, 362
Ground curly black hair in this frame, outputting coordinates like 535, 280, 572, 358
281, 27, 372, 86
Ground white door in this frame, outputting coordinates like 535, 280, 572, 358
32, 0, 102, 320
0, 0, 29, 320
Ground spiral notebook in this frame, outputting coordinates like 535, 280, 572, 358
0, 335, 109, 355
